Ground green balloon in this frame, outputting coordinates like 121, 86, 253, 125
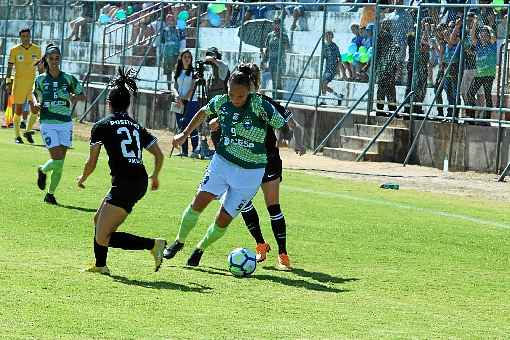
178, 10, 190, 21
358, 46, 368, 54
127, 5, 133, 16
493, 0, 504, 11
208, 3, 226, 14
359, 53, 369, 63
345, 54, 354, 64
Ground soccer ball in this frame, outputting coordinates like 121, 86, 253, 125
227, 247, 257, 277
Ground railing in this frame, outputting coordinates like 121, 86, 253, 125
2, 1, 510, 172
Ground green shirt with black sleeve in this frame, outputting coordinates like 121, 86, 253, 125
205, 94, 288, 169
33, 71, 83, 124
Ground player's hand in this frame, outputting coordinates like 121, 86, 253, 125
31, 102, 41, 114
76, 175, 86, 189
150, 175, 159, 191
172, 132, 187, 147
208, 117, 220, 132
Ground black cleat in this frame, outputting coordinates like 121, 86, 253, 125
37, 167, 47, 190
20, 121, 26, 129
187, 248, 204, 267
23, 131, 35, 144
162, 240, 184, 259
14, 137, 24, 144
44, 193, 58, 205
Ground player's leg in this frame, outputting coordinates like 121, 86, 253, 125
163, 155, 225, 259
241, 201, 271, 262
12, 103, 23, 143
24, 90, 39, 142
261, 155, 291, 270
187, 165, 265, 266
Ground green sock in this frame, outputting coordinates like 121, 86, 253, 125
48, 159, 64, 194
197, 223, 227, 250
176, 205, 200, 243
41, 159, 55, 173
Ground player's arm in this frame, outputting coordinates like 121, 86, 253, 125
77, 144, 101, 188
146, 142, 164, 191
172, 108, 207, 147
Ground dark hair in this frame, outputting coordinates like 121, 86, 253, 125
174, 50, 193, 83
34, 43, 59, 71
107, 67, 139, 113
229, 63, 257, 89
19, 27, 30, 35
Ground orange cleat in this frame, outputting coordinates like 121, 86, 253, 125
255, 243, 271, 262
277, 253, 292, 271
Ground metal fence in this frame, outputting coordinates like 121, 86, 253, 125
1, 0, 510, 167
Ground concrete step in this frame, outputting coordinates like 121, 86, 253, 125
323, 147, 381, 162
354, 124, 409, 141
368, 116, 411, 129
340, 135, 392, 154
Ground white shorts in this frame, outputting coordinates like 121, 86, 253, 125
40, 122, 73, 149
199, 154, 265, 218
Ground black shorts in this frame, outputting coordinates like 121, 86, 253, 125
262, 155, 283, 183
106, 177, 148, 214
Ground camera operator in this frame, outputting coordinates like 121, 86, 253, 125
200, 47, 230, 150
204, 47, 230, 100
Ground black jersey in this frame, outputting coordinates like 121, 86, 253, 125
90, 113, 157, 181
259, 94, 293, 160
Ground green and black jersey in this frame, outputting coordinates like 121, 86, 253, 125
205, 94, 288, 169
33, 71, 83, 124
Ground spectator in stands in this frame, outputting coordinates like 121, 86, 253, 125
460, 12, 481, 119
404, 19, 431, 117
67, 1, 94, 41
340, 24, 363, 81
385, 1, 414, 83
443, 17, 462, 119
130, 3, 153, 44
375, 24, 399, 115
204, 47, 230, 100
467, 17, 497, 122
160, 14, 186, 88
262, 18, 290, 99
432, 23, 449, 117
321, 31, 341, 99
285, 4, 306, 31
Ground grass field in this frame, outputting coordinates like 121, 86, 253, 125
1, 127, 509, 339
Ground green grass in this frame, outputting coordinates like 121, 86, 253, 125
0, 127, 509, 339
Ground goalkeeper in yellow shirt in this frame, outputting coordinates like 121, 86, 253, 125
4, 28, 41, 144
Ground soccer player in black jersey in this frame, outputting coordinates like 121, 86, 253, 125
210, 64, 305, 270
77, 68, 166, 275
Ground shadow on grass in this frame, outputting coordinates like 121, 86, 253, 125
58, 204, 97, 213
110, 274, 213, 293
26, 143, 47, 148
184, 266, 350, 293
263, 266, 359, 285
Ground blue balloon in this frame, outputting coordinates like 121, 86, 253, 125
367, 47, 373, 56
208, 12, 222, 27
99, 14, 111, 25
177, 19, 186, 30
353, 52, 360, 62
348, 43, 358, 54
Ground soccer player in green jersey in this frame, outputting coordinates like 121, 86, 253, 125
163, 64, 289, 266
32, 44, 86, 205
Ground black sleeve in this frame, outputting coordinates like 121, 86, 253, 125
140, 126, 158, 149
90, 122, 105, 146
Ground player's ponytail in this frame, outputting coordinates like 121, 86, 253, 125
107, 67, 139, 113
229, 63, 257, 90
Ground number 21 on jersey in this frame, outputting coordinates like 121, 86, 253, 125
117, 127, 141, 159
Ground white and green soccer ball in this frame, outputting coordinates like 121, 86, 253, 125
227, 247, 257, 277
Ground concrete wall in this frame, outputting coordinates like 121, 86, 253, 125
413, 121, 510, 172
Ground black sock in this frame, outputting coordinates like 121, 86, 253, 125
94, 239, 108, 267
267, 204, 286, 254
109, 232, 155, 250
241, 201, 265, 244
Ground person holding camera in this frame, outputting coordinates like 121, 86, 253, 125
172, 50, 199, 157
204, 47, 230, 100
